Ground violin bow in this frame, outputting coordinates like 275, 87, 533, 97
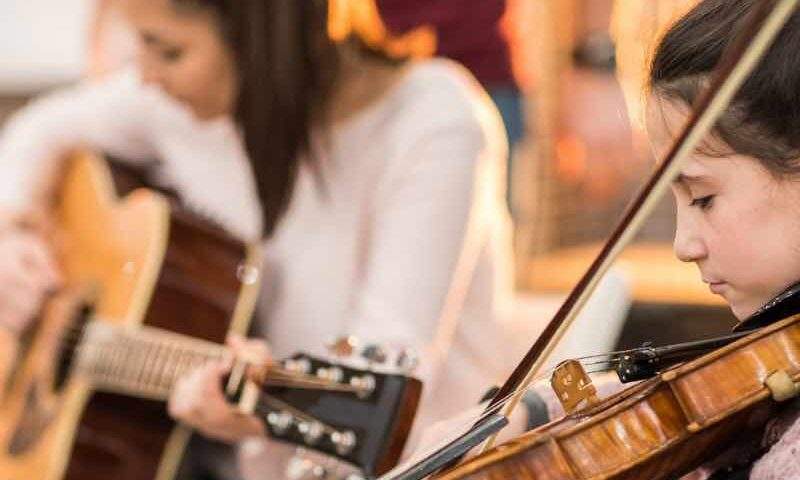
481, 0, 800, 453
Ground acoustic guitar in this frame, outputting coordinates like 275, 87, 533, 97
0, 152, 421, 480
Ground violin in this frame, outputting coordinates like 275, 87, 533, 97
379, 0, 800, 479
435, 310, 800, 480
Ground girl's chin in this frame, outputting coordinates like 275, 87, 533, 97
729, 298, 761, 321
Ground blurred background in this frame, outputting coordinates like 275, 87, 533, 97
0, 0, 734, 353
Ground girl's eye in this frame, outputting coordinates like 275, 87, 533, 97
690, 195, 715, 210
161, 47, 184, 62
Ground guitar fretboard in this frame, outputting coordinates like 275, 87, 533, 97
77, 322, 229, 400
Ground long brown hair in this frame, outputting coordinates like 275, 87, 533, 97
174, 0, 392, 237
650, 0, 800, 176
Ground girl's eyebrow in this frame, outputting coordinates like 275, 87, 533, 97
674, 173, 712, 185
140, 30, 169, 47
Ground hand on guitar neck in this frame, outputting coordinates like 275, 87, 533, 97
168, 333, 272, 443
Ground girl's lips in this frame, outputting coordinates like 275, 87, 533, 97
708, 282, 727, 294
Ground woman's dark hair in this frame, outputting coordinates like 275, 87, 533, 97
649, 0, 800, 176
173, 0, 392, 237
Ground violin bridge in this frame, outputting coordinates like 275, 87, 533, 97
550, 359, 599, 414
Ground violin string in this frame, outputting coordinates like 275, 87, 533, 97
579, 358, 622, 368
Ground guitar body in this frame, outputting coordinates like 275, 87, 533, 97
0, 152, 260, 480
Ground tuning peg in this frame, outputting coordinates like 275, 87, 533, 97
330, 430, 357, 456
349, 374, 376, 399
361, 344, 388, 365
327, 335, 359, 358
396, 347, 419, 373
297, 420, 325, 445
266, 411, 294, 435
283, 357, 312, 374
316, 366, 344, 383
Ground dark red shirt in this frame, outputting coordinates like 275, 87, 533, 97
376, 0, 516, 89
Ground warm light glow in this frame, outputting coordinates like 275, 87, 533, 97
610, 0, 700, 132
327, 0, 436, 58
556, 134, 588, 184
328, 0, 353, 42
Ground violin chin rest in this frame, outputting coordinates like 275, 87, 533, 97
764, 370, 800, 402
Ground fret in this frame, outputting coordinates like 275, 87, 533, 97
172, 347, 192, 389
121, 340, 136, 387
164, 342, 181, 390
109, 341, 127, 383
133, 338, 153, 389
162, 345, 184, 390
98, 342, 112, 378
142, 340, 163, 392
141, 343, 170, 399
155, 341, 175, 391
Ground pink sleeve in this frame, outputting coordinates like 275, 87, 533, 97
750, 413, 800, 479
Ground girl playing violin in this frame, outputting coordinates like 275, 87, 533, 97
645, 0, 800, 475
415, 1, 800, 478
525, 0, 800, 477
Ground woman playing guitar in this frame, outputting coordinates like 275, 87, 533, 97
0, 0, 513, 478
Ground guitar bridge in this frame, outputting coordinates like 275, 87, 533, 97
550, 359, 599, 414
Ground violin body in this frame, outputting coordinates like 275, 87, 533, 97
436, 314, 800, 480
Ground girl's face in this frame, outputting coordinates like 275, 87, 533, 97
647, 97, 800, 320
120, 0, 237, 119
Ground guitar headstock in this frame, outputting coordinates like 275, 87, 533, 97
248, 353, 422, 478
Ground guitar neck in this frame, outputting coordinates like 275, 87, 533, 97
77, 321, 228, 401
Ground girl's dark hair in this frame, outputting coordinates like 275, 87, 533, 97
174, 0, 391, 237
649, 0, 800, 176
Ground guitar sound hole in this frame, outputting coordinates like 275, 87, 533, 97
55, 305, 92, 391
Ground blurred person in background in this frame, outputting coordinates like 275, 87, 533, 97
0, 0, 513, 478
376, 0, 524, 205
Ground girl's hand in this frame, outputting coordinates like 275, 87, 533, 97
168, 335, 272, 443
0, 226, 61, 334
